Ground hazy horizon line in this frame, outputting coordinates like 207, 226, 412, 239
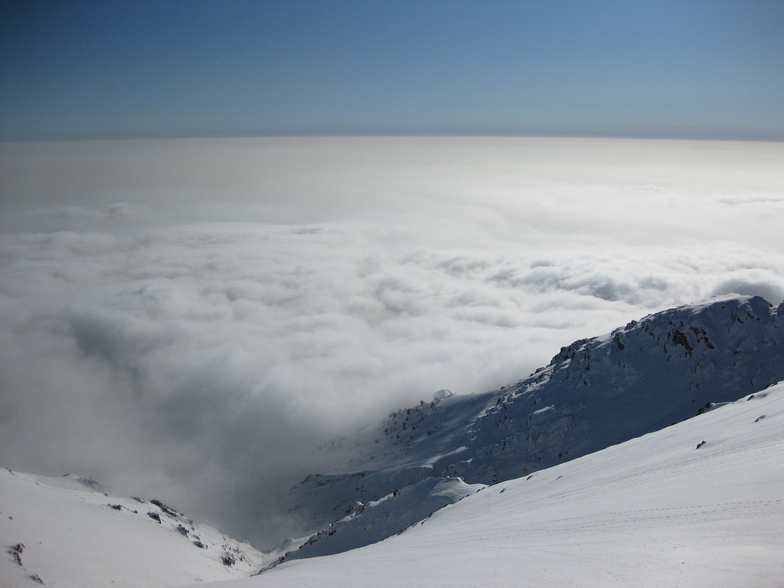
3, 131, 783, 144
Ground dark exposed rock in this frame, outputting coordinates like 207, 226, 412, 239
221, 554, 236, 566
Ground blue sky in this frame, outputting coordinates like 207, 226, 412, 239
1, 0, 783, 140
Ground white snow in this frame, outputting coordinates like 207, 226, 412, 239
0, 470, 263, 588
187, 383, 784, 588
422, 446, 469, 468
532, 404, 555, 415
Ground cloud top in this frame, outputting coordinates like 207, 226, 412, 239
1, 137, 783, 546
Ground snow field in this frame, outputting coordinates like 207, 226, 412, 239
0, 470, 263, 588
190, 383, 784, 588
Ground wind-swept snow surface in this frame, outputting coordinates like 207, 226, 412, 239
192, 383, 784, 588
0, 471, 263, 588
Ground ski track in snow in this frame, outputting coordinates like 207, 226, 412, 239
184, 383, 784, 588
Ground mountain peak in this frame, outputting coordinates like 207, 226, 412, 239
277, 295, 784, 550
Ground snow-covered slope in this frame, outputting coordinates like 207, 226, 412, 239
277, 295, 784, 548
190, 381, 784, 588
0, 471, 263, 588
270, 476, 484, 567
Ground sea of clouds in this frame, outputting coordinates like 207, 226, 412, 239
1, 137, 783, 545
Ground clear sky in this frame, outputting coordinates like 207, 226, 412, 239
1, 0, 783, 141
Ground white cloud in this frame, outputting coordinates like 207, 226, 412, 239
1, 137, 783, 546
710, 269, 784, 304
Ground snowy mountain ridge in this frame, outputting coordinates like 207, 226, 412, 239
275, 294, 784, 559
203, 380, 784, 588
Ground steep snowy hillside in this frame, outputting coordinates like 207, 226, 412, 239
272, 476, 484, 566
277, 295, 784, 552
0, 471, 262, 588
191, 381, 784, 588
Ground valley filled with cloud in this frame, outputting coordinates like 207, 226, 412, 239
1, 137, 783, 545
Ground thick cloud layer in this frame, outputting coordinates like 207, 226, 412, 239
1, 137, 783, 546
